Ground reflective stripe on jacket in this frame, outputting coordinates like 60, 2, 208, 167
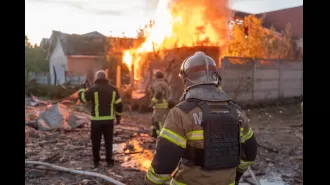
78, 79, 123, 121
145, 101, 256, 185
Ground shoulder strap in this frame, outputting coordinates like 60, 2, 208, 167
176, 99, 199, 113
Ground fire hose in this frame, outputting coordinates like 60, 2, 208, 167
25, 160, 126, 185
248, 167, 261, 185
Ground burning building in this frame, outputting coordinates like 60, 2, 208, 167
122, 0, 230, 96
121, 0, 303, 103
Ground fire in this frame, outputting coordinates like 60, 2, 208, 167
141, 159, 152, 169
123, 51, 133, 70
123, 0, 230, 79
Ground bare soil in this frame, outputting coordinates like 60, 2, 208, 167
25, 102, 303, 185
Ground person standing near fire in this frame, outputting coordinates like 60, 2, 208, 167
144, 52, 257, 185
149, 70, 171, 138
78, 70, 123, 168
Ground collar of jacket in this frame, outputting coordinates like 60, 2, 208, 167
184, 84, 231, 102
94, 79, 109, 84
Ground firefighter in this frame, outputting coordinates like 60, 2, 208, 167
144, 52, 258, 185
149, 70, 171, 138
78, 70, 123, 168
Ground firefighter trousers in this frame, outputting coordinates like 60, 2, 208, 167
90, 120, 114, 164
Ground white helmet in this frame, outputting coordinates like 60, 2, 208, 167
179, 51, 219, 89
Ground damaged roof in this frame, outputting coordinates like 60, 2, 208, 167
48, 30, 107, 56
47, 31, 139, 57
82, 31, 106, 37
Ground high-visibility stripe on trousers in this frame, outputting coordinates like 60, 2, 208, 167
238, 160, 254, 170
170, 178, 186, 185
170, 178, 235, 185
146, 166, 171, 184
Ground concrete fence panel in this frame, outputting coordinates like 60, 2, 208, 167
221, 57, 303, 103
66, 74, 86, 85
221, 58, 254, 102
28, 72, 49, 84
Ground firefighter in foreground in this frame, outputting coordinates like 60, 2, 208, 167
149, 71, 171, 137
144, 52, 258, 185
78, 70, 123, 168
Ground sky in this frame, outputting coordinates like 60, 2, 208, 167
25, 0, 303, 45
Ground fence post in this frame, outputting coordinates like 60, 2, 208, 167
252, 60, 256, 101
278, 60, 283, 98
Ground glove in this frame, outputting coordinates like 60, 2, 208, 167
116, 119, 121, 125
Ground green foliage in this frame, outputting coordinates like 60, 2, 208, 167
25, 84, 78, 99
25, 35, 49, 73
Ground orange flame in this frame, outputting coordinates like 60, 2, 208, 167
123, 0, 230, 79
123, 51, 132, 70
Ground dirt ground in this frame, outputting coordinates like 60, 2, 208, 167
25, 101, 303, 185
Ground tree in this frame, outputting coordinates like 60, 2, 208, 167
25, 35, 48, 72
226, 15, 266, 59
25, 35, 32, 48
226, 15, 300, 60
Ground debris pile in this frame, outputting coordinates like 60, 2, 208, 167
26, 103, 90, 131
25, 114, 155, 185
25, 99, 303, 185
36, 103, 89, 131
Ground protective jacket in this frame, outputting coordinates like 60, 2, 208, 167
145, 85, 257, 185
78, 79, 123, 121
149, 79, 171, 135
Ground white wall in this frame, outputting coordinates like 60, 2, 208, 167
49, 38, 68, 85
